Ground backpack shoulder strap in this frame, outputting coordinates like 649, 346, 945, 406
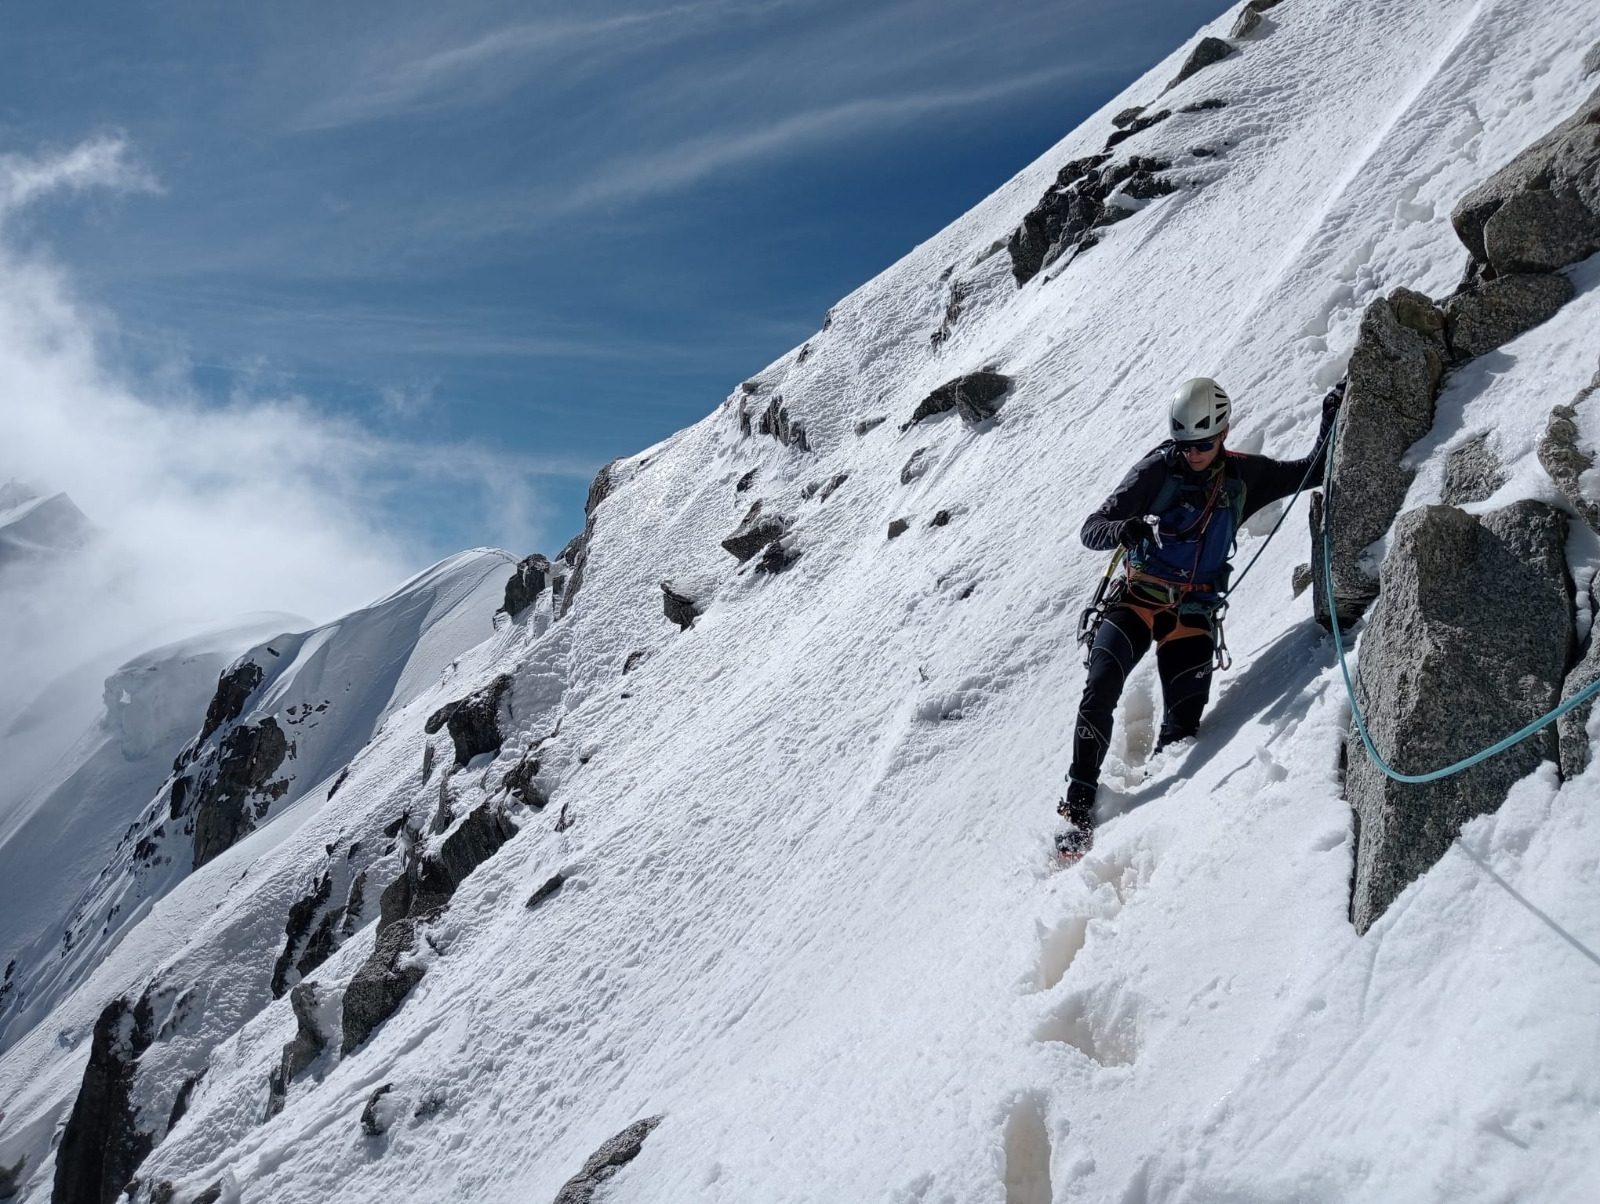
1221, 452, 1250, 522
1148, 444, 1182, 515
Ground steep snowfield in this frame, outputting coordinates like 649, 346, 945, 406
0, 549, 513, 1052
4, 1, 1600, 1201
0, 618, 297, 991
0, 488, 93, 570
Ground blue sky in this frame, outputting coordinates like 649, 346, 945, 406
0, 0, 1229, 567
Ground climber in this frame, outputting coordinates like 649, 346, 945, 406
1056, 377, 1342, 859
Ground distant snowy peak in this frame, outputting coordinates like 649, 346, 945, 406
0, 483, 95, 569
148, 547, 516, 871
0, 547, 515, 1057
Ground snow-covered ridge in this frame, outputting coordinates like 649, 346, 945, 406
0, 549, 513, 1058
4, 1, 1600, 1201
0, 484, 94, 569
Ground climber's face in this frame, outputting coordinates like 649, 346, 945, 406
1178, 436, 1221, 472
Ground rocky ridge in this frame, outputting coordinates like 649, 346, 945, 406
1, 4, 1598, 1202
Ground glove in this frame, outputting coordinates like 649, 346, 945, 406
1321, 384, 1345, 420
1117, 517, 1156, 549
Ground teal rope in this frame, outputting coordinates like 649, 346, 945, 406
1321, 410, 1600, 784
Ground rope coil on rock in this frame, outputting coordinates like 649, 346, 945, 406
1321, 409, 1600, 784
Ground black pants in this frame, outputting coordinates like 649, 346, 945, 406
1068, 601, 1215, 789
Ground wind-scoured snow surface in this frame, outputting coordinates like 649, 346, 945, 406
4, 1, 1600, 1200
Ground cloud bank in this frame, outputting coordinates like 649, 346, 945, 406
0, 136, 556, 739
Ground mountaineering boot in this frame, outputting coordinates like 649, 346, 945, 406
1153, 726, 1197, 754
1054, 780, 1098, 862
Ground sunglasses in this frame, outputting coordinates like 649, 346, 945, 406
1177, 438, 1219, 454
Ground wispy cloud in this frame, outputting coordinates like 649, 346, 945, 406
0, 134, 159, 217
566, 65, 1082, 207
0, 136, 586, 737
299, 3, 731, 130
378, 376, 439, 417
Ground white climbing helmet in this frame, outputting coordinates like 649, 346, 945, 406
1169, 377, 1231, 443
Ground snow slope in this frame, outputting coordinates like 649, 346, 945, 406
0, 617, 296, 992
0, 548, 514, 1054
0, 487, 93, 570
4, 1, 1600, 1201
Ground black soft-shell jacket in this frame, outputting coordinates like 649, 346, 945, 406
1080, 410, 1335, 560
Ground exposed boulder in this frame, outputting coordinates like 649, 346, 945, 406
428, 777, 454, 835
1442, 271, 1573, 360
754, 540, 802, 574
1536, 362, 1600, 533
1440, 433, 1507, 505
931, 510, 952, 527
501, 554, 551, 618
721, 501, 789, 562
190, 718, 291, 869
378, 803, 520, 929
735, 468, 757, 493
1230, 0, 1281, 38
1316, 292, 1445, 627
424, 675, 513, 767
1166, 36, 1234, 92
502, 755, 548, 808
1230, 9, 1260, 37
1111, 105, 1145, 127
341, 919, 426, 1055
901, 448, 930, 485
1105, 109, 1170, 150
360, 1084, 395, 1137
887, 518, 910, 540
904, 371, 1011, 428
1119, 172, 1179, 202
1007, 156, 1174, 283
584, 460, 617, 516
800, 473, 848, 501
270, 871, 333, 998
52, 991, 156, 1204
1559, 577, 1600, 780
1006, 154, 1108, 282
1346, 502, 1572, 934
555, 459, 619, 619
193, 662, 264, 750
1451, 84, 1600, 270
526, 873, 565, 909
266, 981, 328, 1120
557, 533, 585, 568
1484, 190, 1600, 275
929, 279, 968, 347
165, 1071, 204, 1132
660, 581, 700, 630
552, 1116, 664, 1204
341, 800, 517, 1053
1291, 562, 1313, 597
342, 872, 367, 933
752, 397, 810, 451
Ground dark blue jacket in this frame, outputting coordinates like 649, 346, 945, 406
1080, 413, 1333, 591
